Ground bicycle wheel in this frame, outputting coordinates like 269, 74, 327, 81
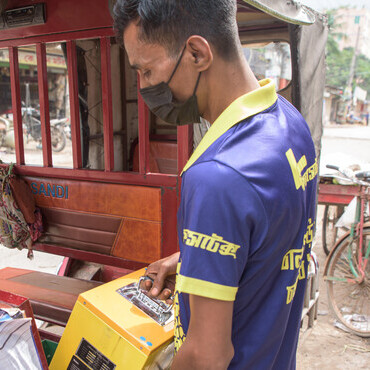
322, 205, 346, 255
325, 227, 370, 337
51, 126, 66, 152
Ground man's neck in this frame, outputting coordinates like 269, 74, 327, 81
201, 55, 260, 124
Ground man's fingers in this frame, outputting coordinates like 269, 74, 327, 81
157, 288, 172, 301
144, 279, 153, 290
149, 268, 167, 297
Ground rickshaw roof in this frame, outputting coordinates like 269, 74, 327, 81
240, 0, 316, 25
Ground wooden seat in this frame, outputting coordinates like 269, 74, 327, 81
0, 267, 101, 326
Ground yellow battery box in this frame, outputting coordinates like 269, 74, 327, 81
50, 268, 174, 370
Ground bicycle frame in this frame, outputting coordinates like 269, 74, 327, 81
324, 187, 370, 283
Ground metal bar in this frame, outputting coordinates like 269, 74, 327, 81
0, 28, 114, 48
8, 47, 25, 165
38, 329, 62, 342
36, 43, 53, 167
177, 125, 193, 175
9, 165, 178, 187
161, 187, 179, 258
137, 75, 150, 174
100, 37, 114, 171
318, 183, 360, 205
66, 41, 82, 169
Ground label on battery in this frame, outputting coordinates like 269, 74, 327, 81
67, 356, 90, 370
67, 338, 116, 370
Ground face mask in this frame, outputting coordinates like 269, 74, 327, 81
139, 46, 202, 126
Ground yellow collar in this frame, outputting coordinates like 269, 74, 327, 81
181, 79, 278, 175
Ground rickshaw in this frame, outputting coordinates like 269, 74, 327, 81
0, 1, 328, 368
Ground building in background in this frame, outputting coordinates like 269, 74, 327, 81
333, 7, 370, 59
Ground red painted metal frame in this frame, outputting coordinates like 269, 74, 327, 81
0, 290, 49, 369
8, 47, 25, 165
7, 164, 178, 187
36, 43, 53, 167
38, 328, 61, 343
66, 40, 83, 169
101, 37, 114, 171
318, 183, 360, 205
137, 76, 150, 174
0, 0, 113, 41
0, 28, 114, 49
57, 257, 72, 277
161, 187, 179, 258
177, 125, 193, 175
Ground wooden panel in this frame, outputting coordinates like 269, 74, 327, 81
0, 268, 100, 310
39, 209, 121, 255
41, 208, 121, 232
133, 141, 178, 174
318, 183, 359, 205
0, 267, 101, 325
112, 219, 161, 263
25, 177, 162, 222
39, 235, 111, 255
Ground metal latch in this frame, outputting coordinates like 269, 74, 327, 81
117, 277, 174, 326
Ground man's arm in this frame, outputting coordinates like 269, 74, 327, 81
172, 295, 234, 370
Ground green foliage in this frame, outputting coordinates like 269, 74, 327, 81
356, 54, 370, 94
326, 11, 370, 96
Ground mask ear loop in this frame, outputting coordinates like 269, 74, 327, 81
167, 45, 187, 84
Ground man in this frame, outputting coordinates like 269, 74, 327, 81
114, 1, 318, 369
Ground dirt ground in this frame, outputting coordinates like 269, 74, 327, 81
296, 205, 369, 370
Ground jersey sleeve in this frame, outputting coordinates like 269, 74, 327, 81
177, 160, 268, 301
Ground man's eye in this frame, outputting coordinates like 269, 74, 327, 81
143, 70, 151, 78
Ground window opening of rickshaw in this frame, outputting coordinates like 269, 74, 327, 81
241, 41, 292, 92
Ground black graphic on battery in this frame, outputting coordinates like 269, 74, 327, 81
68, 338, 116, 370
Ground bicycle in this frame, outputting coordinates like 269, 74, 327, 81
323, 165, 370, 337
322, 204, 346, 255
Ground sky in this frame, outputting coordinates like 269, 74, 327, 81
300, 0, 369, 11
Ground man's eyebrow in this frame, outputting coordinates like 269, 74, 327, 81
131, 63, 140, 71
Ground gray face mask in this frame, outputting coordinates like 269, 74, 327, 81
139, 46, 202, 126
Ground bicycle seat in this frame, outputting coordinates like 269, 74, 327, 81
355, 171, 370, 182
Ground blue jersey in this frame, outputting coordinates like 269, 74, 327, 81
174, 79, 318, 369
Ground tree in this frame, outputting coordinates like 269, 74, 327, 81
325, 9, 370, 96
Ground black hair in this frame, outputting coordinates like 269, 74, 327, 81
113, 0, 239, 60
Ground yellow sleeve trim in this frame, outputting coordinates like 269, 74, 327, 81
176, 273, 238, 301
181, 79, 278, 175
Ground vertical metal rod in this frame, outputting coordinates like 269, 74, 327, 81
36, 43, 53, 167
177, 125, 193, 175
8, 47, 25, 165
100, 37, 114, 172
137, 75, 150, 174
66, 40, 82, 169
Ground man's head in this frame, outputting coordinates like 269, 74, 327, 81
113, 0, 249, 123
113, 0, 239, 61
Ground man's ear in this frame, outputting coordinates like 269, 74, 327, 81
186, 36, 213, 72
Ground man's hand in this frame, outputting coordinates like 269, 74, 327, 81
141, 252, 180, 303
172, 295, 234, 370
